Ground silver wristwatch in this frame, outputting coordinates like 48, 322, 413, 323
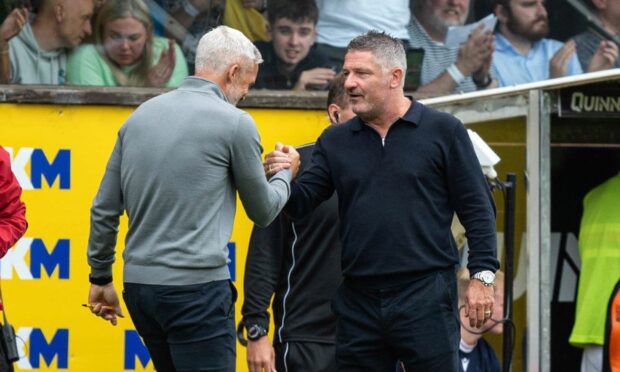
471, 270, 496, 287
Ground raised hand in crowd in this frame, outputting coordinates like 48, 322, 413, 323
587, 40, 619, 72
455, 24, 495, 84
550, 39, 577, 78
247, 336, 276, 372
148, 38, 176, 87
263, 142, 301, 179
0, 7, 29, 47
294, 67, 336, 91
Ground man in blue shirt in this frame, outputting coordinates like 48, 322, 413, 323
265, 31, 499, 371
491, 0, 617, 87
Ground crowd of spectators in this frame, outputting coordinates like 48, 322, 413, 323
0, 0, 618, 96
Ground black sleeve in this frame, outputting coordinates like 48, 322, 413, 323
284, 136, 335, 220
446, 122, 499, 275
241, 213, 289, 330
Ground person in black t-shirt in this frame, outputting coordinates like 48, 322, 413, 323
253, 0, 335, 90
240, 74, 354, 372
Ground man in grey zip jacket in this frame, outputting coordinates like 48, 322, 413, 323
86, 26, 300, 372
0, 0, 94, 84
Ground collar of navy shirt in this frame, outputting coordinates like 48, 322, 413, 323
348, 98, 422, 133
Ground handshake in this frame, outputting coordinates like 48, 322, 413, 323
263, 142, 301, 179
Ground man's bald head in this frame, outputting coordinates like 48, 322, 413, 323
40, 0, 94, 48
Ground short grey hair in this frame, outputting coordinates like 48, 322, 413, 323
195, 26, 263, 73
346, 31, 407, 84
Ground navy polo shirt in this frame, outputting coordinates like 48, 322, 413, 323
285, 100, 498, 288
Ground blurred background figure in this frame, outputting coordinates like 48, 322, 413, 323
458, 268, 505, 372
0, 0, 95, 84
0, 147, 27, 260
148, 0, 224, 74
570, 172, 620, 372
408, 0, 496, 95
222, 0, 269, 43
253, 0, 334, 90
573, 0, 620, 72
314, 0, 411, 69
0, 146, 27, 372
491, 0, 617, 87
67, 0, 187, 87
240, 73, 353, 372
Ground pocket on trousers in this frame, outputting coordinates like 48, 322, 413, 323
226, 280, 238, 318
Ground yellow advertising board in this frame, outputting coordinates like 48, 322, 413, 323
0, 102, 328, 371
0, 102, 527, 372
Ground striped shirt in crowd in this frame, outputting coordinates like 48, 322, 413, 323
407, 15, 489, 94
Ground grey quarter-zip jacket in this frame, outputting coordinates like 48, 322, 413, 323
87, 77, 291, 285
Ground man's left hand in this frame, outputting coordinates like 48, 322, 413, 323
87, 283, 124, 326
464, 279, 494, 328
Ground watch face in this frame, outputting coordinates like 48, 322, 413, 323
481, 271, 495, 283
248, 325, 265, 340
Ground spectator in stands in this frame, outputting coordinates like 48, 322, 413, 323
457, 268, 505, 372
253, 0, 335, 90
408, 0, 497, 95
0, 0, 95, 85
67, 0, 187, 87
148, 0, 225, 74
149, 0, 269, 74
574, 0, 620, 71
314, 0, 411, 69
491, 0, 618, 87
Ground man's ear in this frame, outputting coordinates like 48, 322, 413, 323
266, 24, 273, 40
327, 103, 341, 124
390, 68, 404, 89
226, 63, 241, 83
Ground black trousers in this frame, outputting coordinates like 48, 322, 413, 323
123, 280, 237, 372
332, 270, 460, 372
274, 342, 338, 372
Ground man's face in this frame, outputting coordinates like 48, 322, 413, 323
58, 0, 94, 48
505, 0, 549, 42
342, 50, 391, 121
422, 0, 470, 32
227, 62, 258, 105
269, 17, 316, 67
103, 17, 147, 66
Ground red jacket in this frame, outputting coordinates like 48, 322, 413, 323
0, 147, 27, 257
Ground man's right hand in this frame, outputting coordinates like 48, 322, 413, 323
0, 7, 29, 46
247, 336, 276, 372
550, 39, 576, 79
264, 143, 301, 179
455, 24, 494, 77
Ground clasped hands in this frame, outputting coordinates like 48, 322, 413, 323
263, 142, 300, 179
